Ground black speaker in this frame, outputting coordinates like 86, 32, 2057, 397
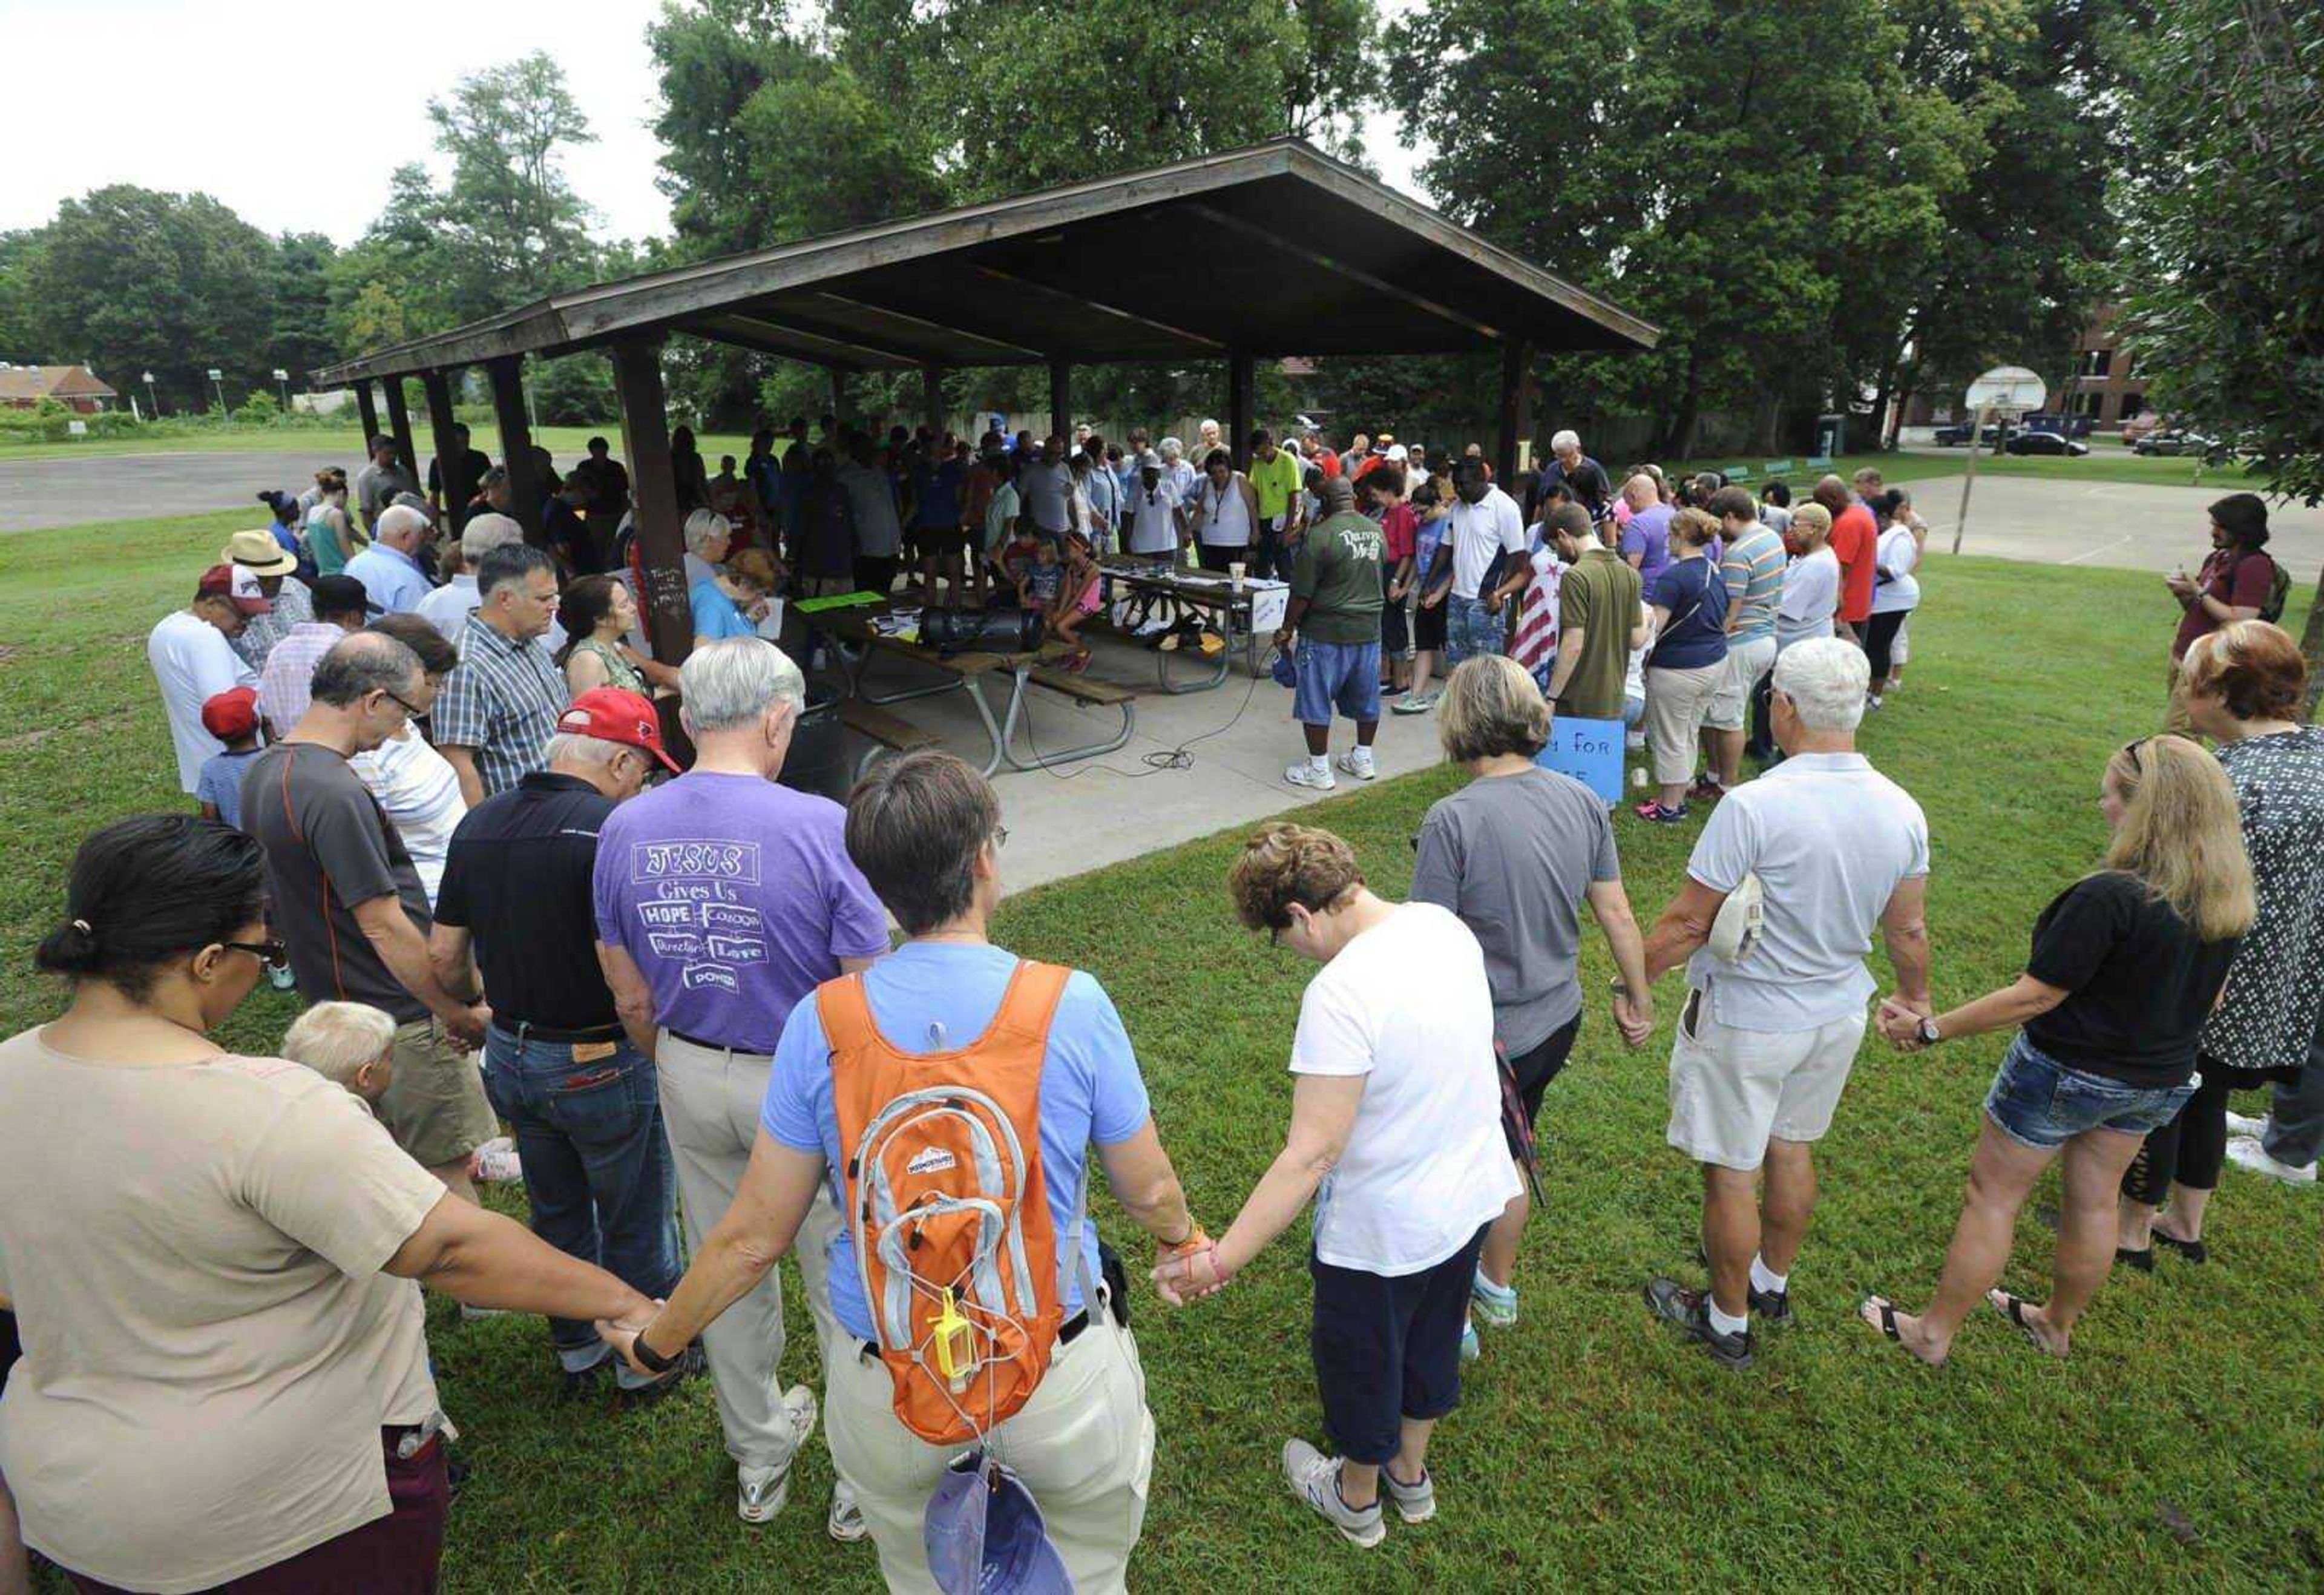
919, 606, 1043, 655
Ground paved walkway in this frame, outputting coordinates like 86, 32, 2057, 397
1918, 473, 2324, 581
1, 449, 353, 531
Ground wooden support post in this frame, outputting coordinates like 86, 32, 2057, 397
922, 367, 947, 438
1228, 351, 1255, 470
1495, 338, 1533, 486
1048, 357, 1071, 443
382, 379, 418, 484
354, 381, 380, 450
611, 338, 693, 669
828, 367, 851, 426
420, 369, 460, 525
487, 357, 543, 547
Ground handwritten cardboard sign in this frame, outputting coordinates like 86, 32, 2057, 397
1537, 715, 1624, 804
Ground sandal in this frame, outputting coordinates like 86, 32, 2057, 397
1986, 1289, 2058, 1357
2115, 1246, 2155, 1273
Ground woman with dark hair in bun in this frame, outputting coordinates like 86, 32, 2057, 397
0, 815, 661, 1593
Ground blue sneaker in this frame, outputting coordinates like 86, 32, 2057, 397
1459, 1320, 1480, 1363
1471, 1270, 1519, 1329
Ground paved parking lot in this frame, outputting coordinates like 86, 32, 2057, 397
1, 449, 353, 532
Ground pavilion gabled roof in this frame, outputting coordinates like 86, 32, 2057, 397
313, 139, 1657, 384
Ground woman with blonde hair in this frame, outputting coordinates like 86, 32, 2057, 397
1774, 502, 1838, 653
1860, 735, 2253, 1363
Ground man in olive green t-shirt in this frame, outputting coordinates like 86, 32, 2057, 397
1247, 426, 1308, 580
1548, 526, 1644, 721
1278, 476, 1385, 790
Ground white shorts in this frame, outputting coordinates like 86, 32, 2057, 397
1704, 634, 1776, 731
1665, 990, 1868, 1169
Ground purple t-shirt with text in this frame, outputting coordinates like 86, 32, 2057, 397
592, 771, 890, 1053
1620, 503, 1674, 587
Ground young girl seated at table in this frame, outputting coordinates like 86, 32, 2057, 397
1045, 532, 1103, 671
1017, 534, 1065, 614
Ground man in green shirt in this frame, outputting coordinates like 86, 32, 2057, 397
1546, 518, 1645, 722
1277, 475, 1385, 791
1247, 427, 1308, 581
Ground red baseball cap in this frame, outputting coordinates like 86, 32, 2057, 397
200, 685, 260, 740
197, 563, 272, 614
556, 687, 682, 774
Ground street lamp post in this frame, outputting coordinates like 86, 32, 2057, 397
142, 370, 159, 418
206, 367, 226, 419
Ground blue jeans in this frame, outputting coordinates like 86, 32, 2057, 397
482, 1027, 681, 1364
1444, 593, 1501, 668
1983, 1035, 2198, 1151
1293, 637, 1382, 725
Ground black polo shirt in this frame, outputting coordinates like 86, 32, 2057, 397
435, 771, 622, 1031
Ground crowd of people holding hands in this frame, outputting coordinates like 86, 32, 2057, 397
1, 412, 2316, 1593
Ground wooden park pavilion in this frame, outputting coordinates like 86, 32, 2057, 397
312, 137, 1658, 666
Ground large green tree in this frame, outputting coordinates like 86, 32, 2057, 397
2107, 0, 2324, 705
21, 186, 276, 410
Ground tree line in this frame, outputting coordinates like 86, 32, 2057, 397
1, 0, 2315, 510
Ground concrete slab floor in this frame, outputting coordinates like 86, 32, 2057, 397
826, 634, 1446, 895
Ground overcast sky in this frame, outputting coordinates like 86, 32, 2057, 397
5, 0, 1430, 246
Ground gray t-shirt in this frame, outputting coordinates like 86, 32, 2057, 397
1410, 766, 1620, 1053
1017, 460, 1075, 534
242, 742, 434, 1023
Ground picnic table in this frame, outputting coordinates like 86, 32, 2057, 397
1096, 556, 1279, 694
805, 601, 1135, 777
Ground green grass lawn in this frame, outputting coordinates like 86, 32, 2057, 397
0, 424, 764, 468
3, 511, 2320, 1589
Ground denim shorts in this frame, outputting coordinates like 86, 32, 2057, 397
1293, 637, 1382, 725
1444, 593, 1502, 668
1983, 1035, 2197, 1150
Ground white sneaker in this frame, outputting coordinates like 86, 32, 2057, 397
2226, 1136, 2317, 1186
1333, 748, 1377, 781
827, 1478, 868, 1542
1284, 760, 1336, 791
1281, 1439, 1384, 1547
2222, 1110, 2268, 1139
1380, 1465, 1436, 1524
738, 1386, 820, 1523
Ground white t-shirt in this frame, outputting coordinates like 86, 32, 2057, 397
1448, 485, 1528, 600
1190, 476, 1253, 548
1869, 524, 1921, 614
1777, 547, 1840, 645
415, 574, 480, 644
348, 725, 467, 905
1290, 903, 1520, 1275
1684, 751, 1930, 1031
148, 609, 257, 795
1623, 601, 1656, 703
1128, 480, 1182, 556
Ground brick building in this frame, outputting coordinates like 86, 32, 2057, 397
0, 364, 118, 413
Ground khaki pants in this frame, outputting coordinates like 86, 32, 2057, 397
2164, 656, 2194, 735
827, 1301, 1155, 1594
381, 1018, 498, 1169
655, 1032, 845, 1472
1643, 660, 1727, 786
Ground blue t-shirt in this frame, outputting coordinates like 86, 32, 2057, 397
1646, 556, 1730, 669
1620, 504, 1675, 587
197, 747, 263, 829
913, 458, 967, 528
689, 579, 758, 640
761, 941, 1153, 1344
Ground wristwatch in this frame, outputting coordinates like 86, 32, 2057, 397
631, 1324, 681, 1375
1917, 1016, 1942, 1045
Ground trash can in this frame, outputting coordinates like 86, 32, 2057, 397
777, 681, 851, 804
1814, 413, 1845, 459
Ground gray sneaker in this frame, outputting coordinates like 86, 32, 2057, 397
1282, 1439, 1385, 1547
1643, 1276, 1753, 1370
1381, 1465, 1436, 1524
827, 1478, 868, 1542
737, 1386, 819, 1524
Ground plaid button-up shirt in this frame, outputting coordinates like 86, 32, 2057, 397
433, 614, 567, 799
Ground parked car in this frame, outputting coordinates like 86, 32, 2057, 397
1932, 421, 2006, 447
2132, 428, 2220, 457
2003, 430, 2089, 458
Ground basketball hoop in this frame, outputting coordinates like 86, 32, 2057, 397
1950, 367, 2050, 554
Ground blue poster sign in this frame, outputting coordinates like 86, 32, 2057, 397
1537, 715, 1625, 804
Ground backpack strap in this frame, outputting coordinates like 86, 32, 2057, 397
815, 972, 878, 1058
988, 961, 1072, 1046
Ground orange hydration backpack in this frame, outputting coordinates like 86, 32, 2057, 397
819, 959, 1085, 1447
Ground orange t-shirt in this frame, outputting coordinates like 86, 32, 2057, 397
1830, 503, 1879, 623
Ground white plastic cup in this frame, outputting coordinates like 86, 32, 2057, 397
1229, 561, 1246, 592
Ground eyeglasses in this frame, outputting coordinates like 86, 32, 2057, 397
991, 826, 1009, 850
222, 938, 289, 969
378, 688, 428, 720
